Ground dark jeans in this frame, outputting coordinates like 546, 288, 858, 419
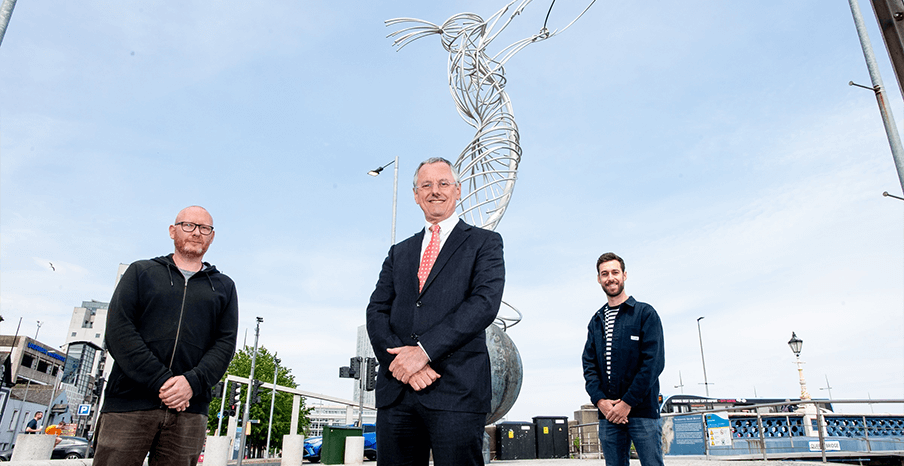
376, 390, 486, 466
94, 409, 207, 466
598, 417, 665, 466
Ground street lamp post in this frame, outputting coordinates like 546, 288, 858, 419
696, 317, 710, 397
367, 155, 399, 244
237, 317, 263, 466
787, 332, 811, 400
265, 355, 279, 459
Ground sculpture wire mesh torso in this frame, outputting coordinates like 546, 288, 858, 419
387, 0, 595, 231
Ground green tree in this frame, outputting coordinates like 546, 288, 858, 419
208, 346, 311, 456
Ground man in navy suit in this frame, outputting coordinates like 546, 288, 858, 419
366, 157, 505, 466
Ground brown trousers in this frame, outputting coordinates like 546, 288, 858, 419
93, 409, 207, 466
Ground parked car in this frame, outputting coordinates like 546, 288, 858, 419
0, 436, 95, 461
303, 435, 323, 463
52, 436, 95, 459
362, 423, 376, 461
303, 424, 376, 463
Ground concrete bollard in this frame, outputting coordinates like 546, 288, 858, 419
344, 436, 364, 465
11, 433, 55, 461
281, 434, 305, 466
203, 436, 232, 466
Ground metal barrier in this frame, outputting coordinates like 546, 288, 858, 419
729, 414, 805, 438
821, 415, 904, 437
569, 421, 603, 459
568, 399, 904, 462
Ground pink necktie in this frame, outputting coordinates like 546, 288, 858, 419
418, 224, 440, 292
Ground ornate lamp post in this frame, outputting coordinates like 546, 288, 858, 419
787, 332, 811, 400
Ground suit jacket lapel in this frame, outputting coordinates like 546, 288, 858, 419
419, 219, 469, 296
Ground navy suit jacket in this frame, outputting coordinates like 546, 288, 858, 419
366, 219, 505, 414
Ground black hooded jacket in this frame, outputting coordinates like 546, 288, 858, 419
102, 254, 238, 415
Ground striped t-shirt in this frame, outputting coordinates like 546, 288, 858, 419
603, 304, 620, 380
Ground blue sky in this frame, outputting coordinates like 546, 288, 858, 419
2, 1, 902, 421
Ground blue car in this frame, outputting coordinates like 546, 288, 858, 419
303, 435, 323, 462
304, 424, 376, 463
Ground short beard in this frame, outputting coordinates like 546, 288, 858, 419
604, 282, 624, 298
175, 238, 207, 260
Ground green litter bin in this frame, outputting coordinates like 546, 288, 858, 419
321, 425, 363, 464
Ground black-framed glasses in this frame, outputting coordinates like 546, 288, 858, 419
175, 222, 214, 235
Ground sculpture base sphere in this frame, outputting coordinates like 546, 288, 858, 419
485, 323, 523, 425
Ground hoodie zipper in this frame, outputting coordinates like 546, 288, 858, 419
168, 274, 190, 370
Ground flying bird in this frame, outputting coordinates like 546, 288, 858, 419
49, 262, 55, 271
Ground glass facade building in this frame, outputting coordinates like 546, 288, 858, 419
62, 342, 97, 395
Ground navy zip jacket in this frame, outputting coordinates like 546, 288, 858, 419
582, 296, 664, 419
102, 254, 238, 415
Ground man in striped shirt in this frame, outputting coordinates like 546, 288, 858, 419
582, 252, 665, 466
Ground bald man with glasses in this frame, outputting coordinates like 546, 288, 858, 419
94, 206, 238, 466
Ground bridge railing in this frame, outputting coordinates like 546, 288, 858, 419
569, 399, 903, 462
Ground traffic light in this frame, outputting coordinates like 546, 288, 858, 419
250, 379, 264, 405
364, 357, 378, 391
211, 381, 224, 399
226, 381, 240, 417
349, 357, 361, 379
341, 356, 369, 382
93, 377, 105, 399
232, 382, 242, 405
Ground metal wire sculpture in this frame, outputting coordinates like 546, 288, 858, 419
387, 0, 595, 231
386, 2, 595, 422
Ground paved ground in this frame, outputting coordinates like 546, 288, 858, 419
230, 459, 831, 465
227, 456, 833, 465
486, 459, 827, 466
162, 457, 836, 466
0, 456, 834, 465
0, 458, 835, 465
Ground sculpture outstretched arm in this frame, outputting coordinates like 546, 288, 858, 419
386, 18, 442, 51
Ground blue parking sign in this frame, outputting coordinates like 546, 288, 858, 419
77, 404, 91, 416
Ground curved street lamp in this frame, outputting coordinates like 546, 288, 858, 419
367, 156, 399, 245
697, 317, 710, 397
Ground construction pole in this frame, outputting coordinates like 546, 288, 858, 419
849, 0, 904, 193
237, 317, 263, 466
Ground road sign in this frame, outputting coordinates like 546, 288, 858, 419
77, 404, 91, 416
